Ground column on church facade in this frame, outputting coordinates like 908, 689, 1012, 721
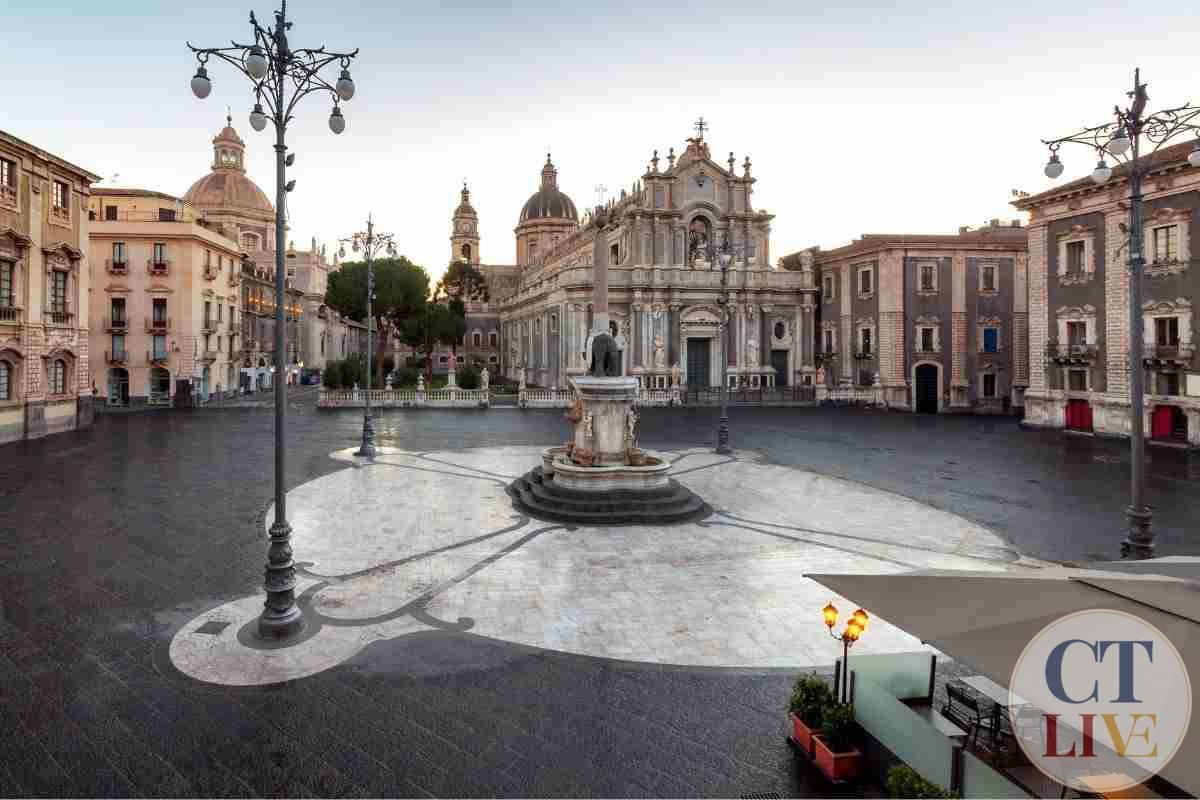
669, 302, 681, 367
760, 305, 770, 366
729, 304, 740, 368
631, 302, 643, 368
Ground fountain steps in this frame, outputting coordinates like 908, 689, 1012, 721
507, 467, 710, 525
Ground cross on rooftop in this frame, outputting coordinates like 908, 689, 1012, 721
694, 116, 708, 139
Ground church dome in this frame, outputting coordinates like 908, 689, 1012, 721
182, 115, 274, 219
518, 153, 578, 223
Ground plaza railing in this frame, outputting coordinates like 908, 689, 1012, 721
318, 384, 819, 410
317, 388, 489, 409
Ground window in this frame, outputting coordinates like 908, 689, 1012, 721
439, 355, 448, 364
982, 373, 997, 398
52, 180, 68, 210
241, 232, 258, 251
111, 334, 126, 359
823, 329, 834, 353
0, 361, 8, 400
472, 332, 482, 347
204, 301, 212, 327
983, 328, 999, 353
218, 304, 223, 322
0, 263, 11, 307
920, 264, 936, 292
49, 271, 67, 314
489, 355, 498, 363
1066, 321, 1086, 346
1155, 317, 1180, 346
1066, 241, 1085, 274
48, 359, 66, 394
1160, 372, 1181, 396
859, 328, 872, 355
110, 298, 125, 324
152, 334, 167, 359
1152, 225, 1179, 264
104, 205, 117, 221
205, 250, 212, 266
1068, 369, 1088, 391
858, 267, 873, 295
920, 327, 935, 352
981, 265, 996, 291
489, 332, 498, 347
610, 243, 619, 264
823, 275, 833, 300
153, 243, 166, 265
550, 314, 558, 333
0, 158, 14, 188
152, 298, 167, 323
529, 241, 538, 261
112, 242, 126, 264
158, 208, 176, 222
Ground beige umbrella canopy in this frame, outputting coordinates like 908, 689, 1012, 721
807, 563, 1200, 797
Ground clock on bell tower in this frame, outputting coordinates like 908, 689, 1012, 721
450, 181, 481, 265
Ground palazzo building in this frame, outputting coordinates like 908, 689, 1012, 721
0, 129, 99, 444
464, 129, 817, 389
87, 188, 244, 405
1013, 140, 1200, 445
782, 220, 1029, 413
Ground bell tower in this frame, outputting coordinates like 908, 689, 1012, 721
450, 181, 480, 265
212, 112, 246, 172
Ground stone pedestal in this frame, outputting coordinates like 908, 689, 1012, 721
571, 376, 639, 466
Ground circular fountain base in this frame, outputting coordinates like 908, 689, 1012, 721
508, 451, 710, 525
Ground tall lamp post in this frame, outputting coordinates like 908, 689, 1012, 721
339, 216, 396, 459
188, 1, 358, 639
700, 235, 744, 455
822, 601, 869, 705
1039, 68, 1200, 560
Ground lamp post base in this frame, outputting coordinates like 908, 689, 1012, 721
716, 411, 732, 455
1121, 504, 1154, 560
355, 411, 376, 458
258, 519, 305, 640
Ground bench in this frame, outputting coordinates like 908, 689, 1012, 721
943, 683, 987, 746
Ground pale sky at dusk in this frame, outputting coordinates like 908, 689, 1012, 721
4, 1, 1199, 279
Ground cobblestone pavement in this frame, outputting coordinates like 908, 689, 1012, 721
1, 404, 1196, 797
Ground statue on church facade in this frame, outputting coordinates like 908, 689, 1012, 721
652, 336, 667, 369
746, 336, 759, 366
480, 367, 489, 392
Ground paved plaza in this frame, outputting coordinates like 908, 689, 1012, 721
3, 404, 1199, 797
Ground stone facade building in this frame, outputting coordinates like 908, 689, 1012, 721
87, 188, 244, 405
471, 131, 816, 389
783, 221, 1029, 413
0, 129, 99, 444
1013, 140, 1200, 445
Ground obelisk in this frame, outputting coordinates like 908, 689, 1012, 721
591, 204, 609, 337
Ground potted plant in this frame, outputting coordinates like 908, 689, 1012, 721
885, 765, 950, 798
813, 702, 861, 782
788, 673, 832, 756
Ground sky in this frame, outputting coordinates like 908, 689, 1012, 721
4, 1, 1199, 280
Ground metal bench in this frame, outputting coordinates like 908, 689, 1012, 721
943, 683, 987, 747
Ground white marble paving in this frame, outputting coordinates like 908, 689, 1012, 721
170, 445, 1043, 686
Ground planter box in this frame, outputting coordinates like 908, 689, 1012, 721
790, 712, 818, 756
812, 734, 861, 783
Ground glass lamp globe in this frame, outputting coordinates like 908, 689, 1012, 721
352, 239, 360, 253
1091, 159, 1112, 185
338, 246, 345, 259
1043, 154, 1064, 179
336, 68, 355, 101
190, 66, 212, 99
1189, 142, 1200, 169
246, 47, 268, 81
1108, 129, 1131, 155
328, 106, 346, 135
386, 242, 396, 256
249, 104, 267, 132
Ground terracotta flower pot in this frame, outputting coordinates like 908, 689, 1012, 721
812, 734, 861, 783
790, 712, 817, 756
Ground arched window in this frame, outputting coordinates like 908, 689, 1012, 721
49, 359, 66, 395
472, 332, 482, 347
489, 331, 498, 347
241, 232, 259, 251
461, 244, 471, 261
0, 360, 10, 401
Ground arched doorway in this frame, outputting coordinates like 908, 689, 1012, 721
107, 368, 129, 406
149, 367, 170, 405
914, 363, 939, 414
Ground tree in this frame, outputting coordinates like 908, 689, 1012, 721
326, 256, 428, 388
438, 260, 489, 304
399, 302, 459, 382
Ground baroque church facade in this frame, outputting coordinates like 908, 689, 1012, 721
458, 128, 819, 390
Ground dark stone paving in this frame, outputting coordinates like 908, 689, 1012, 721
1, 404, 1196, 797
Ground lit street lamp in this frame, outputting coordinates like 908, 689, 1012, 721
339, 215, 396, 459
1039, 68, 1200, 560
698, 234, 746, 455
823, 601, 869, 705
188, 1, 358, 640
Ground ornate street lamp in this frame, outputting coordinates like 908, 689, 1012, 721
704, 235, 746, 455
1040, 68, 1200, 560
823, 601, 869, 705
339, 215, 396, 459
188, 1, 358, 640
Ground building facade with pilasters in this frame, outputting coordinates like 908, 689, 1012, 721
1013, 140, 1200, 445
486, 132, 818, 389
782, 220, 1029, 414
0, 130, 99, 444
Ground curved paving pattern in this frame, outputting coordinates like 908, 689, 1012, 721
171, 445, 1036, 686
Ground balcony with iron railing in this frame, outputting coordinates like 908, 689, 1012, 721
103, 316, 128, 333
1046, 342, 1099, 363
203, 264, 219, 281
47, 310, 74, 326
853, 349, 874, 361
105, 349, 128, 365
145, 316, 171, 333
0, 306, 21, 324
106, 258, 128, 275
199, 349, 218, 363
147, 259, 170, 277
201, 318, 217, 335
146, 350, 170, 365
1145, 343, 1195, 365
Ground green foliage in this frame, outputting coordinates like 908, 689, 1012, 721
394, 367, 420, 387
382, 355, 396, 376
322, 363, 341, 388
789, 673, 834, 727
399, 304, 461, 362
457, 365, 480, 390
439, 260, 489, 303
886, 765, 951, 798
820, 703, 857, 753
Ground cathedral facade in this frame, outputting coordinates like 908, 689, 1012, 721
459, 129, 819, 390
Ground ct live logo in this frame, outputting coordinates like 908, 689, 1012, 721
1010, 609, 1191, 793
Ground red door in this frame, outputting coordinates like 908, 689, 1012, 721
1066, 399, 1093, 432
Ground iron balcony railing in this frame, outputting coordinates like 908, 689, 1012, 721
106, 258, 128, 274
145, 316, 171, 333
147, 259, 170, 276
104, 316, 128, 332
105, 349, 128, 365
47, 310, 73, 326
201, 318, 216, 334
1047, 343, 1099, 361
0, 306, 21, 323
146, 350, 169, 364
1146, 343, 1195, 362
